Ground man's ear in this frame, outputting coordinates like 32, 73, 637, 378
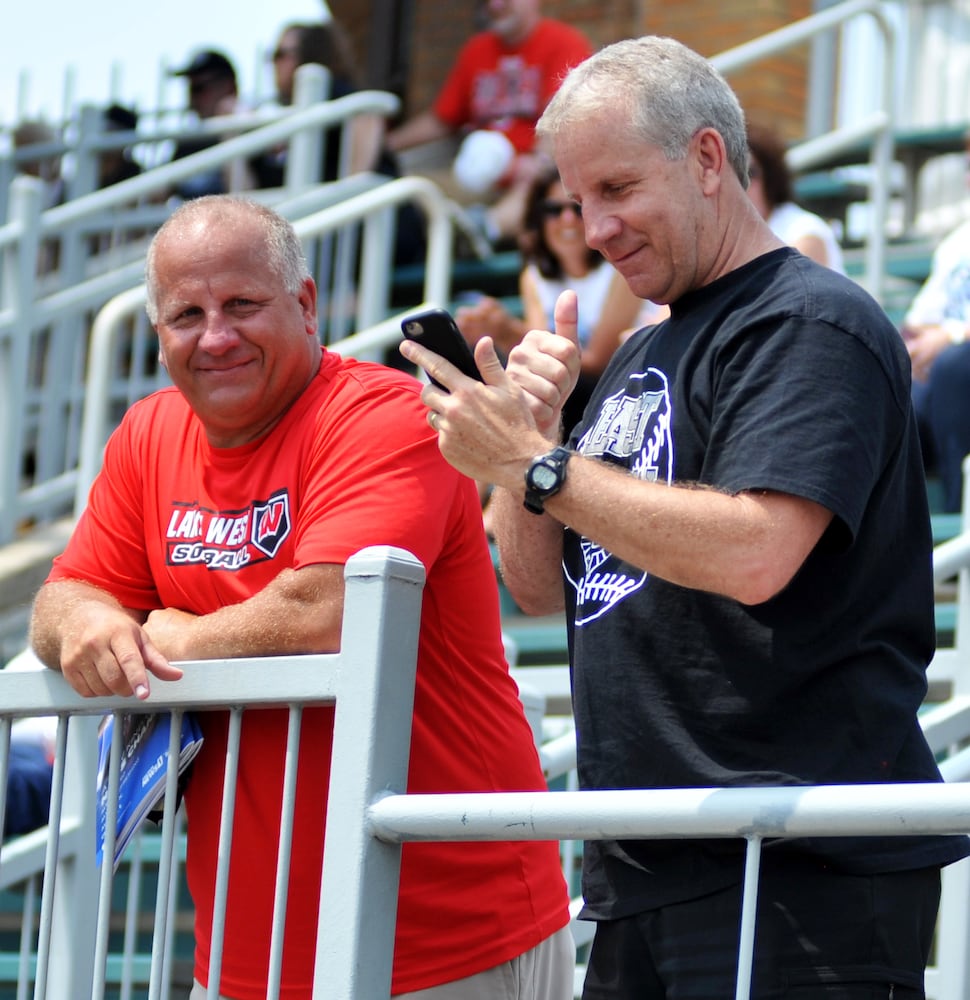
299, 277, 319, 336
693, 127, 728, 194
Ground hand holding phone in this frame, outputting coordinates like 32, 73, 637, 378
401, 307, 484, 390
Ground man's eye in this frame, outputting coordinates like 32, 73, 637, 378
170, 307, 202, 325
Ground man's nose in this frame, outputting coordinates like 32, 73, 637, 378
581, 207, 613, 252
198, 313, 239, 350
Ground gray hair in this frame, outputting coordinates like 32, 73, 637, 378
537, 36, 749, 187
144, 196, 311, 324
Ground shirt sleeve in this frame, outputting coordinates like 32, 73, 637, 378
699, 315, 908, 540
47, 406, 162, 610
432, 37, 486, 130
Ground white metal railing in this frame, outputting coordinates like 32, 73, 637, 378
711, 0, 897, 300
2, 542, 970, 999
0, 545, 426, 1000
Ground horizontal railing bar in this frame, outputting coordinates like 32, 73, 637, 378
368, 783, 970, 843
0, 655, 343, 716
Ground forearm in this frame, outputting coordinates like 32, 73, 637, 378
386, 111, 449, 154
349, 113, 386, 174
536, 455, 832, 605
490, 487, 566, 616
145, 564, 345, 661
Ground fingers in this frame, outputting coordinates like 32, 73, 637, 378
472, 336, 507, 382
399, 335, 507, 395
399, 338, 459, 393
63, 627, 181, 701
423, 338, 508, 434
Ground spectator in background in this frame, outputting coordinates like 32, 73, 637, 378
13, 120, 64, 205
746, 121, 846, 273
2, 650, 55, 840
251, 19, 425, 265
386, 0, 592, 247
29, 195, 573, 999
168, 48, 244, 199
98, 103, 142, 189
257, 19, 386, 180
901, 207, 970, 513
13, 120, 65, 273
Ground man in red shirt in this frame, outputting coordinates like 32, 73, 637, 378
29, 195, 573, 999
387, 0, 591, 244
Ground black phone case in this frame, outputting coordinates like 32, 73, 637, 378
401, 308, 484, 388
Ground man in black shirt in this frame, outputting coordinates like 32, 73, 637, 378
401, 35, 970, 1000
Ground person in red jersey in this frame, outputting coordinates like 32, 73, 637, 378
387, 0, 591, 244
29, 195, 573, 999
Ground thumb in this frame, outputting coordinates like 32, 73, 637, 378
473, 336, 507, 382
554, 289, 580, 347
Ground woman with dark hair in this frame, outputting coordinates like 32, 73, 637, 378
746, 121, 846, 273
252, 19, 425, 265
457, 165, 663, 433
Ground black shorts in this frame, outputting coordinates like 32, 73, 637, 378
582, 857, 941, 999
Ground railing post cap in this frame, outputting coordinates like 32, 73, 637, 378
344, 546, 426, 586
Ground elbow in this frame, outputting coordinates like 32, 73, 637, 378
508, 588, 565, 618
498, 569, 565, 619
728, 559, 796, 606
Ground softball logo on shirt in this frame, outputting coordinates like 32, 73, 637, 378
164, 489, 292, 570
565, 370, 673, 625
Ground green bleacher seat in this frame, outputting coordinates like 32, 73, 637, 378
794, 172, 870, 229
392, 250, 522, 310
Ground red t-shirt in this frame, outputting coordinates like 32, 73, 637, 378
433, 18, 592, 154
49, 351, 569, 997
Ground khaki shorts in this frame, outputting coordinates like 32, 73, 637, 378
190, 923, 576, 1000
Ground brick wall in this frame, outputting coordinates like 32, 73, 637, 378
331, 0, 814, 140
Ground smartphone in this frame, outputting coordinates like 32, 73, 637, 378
401, 307, 484, 390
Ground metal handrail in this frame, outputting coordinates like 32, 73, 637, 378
711, 0, 896, 300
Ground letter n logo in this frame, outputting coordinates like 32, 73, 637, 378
251, 490, 292, 557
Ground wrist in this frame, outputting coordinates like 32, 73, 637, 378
523, 446, 573, 515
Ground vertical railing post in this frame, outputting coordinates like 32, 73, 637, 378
287, 65, 330, 192
312, 546, 425, 1000
0, 175, 43, 544
45, 714, 101, 1000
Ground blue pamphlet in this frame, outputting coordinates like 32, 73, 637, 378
95, 712, 203, 870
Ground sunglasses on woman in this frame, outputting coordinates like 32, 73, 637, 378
541, 200, 582, 219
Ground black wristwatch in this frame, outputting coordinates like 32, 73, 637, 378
523, 446, 573, 515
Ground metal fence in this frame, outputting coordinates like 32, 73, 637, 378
1, 542, 970, 999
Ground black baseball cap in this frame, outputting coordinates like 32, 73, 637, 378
170, 49, 236, 80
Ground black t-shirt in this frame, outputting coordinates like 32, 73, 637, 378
564, 248, 970, 920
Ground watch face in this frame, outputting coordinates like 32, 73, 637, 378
532, 463, 560, 490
